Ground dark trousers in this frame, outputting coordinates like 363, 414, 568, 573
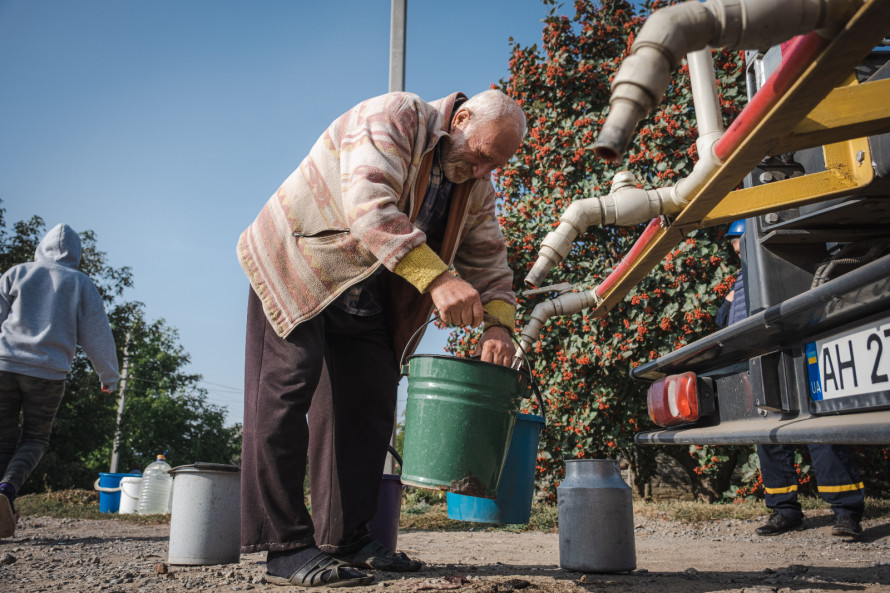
240, 289, 399, 554
0, 371, 67, 491
757, 444, 865, 521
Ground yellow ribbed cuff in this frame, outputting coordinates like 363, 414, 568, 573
483, 300, 516, 332
394, 244, 450, 293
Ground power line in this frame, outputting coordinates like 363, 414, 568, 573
199, 380, 243, 393
123, 375, 242, 394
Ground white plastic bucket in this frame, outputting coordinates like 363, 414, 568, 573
167, 463, 241, 565
118, 476, 143, 514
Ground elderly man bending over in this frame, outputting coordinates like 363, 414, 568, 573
237, 89, 526, 587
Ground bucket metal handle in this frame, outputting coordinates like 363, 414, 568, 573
399, 315, 546, 426
169, 462, 241, 477
192, 462, 240, 472
499, 321, 547, 427
93, 478, 123, 493
399, 316, 440, 372
399, 314, 526, 369
520, 368, 547, 428
386, 444, 403, 469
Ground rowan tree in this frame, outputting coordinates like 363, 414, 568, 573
449, 0, 747, 501
455, 0, 890, 502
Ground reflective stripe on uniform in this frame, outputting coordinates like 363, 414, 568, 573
818, 482, 865, 493
764, 484, 799, 494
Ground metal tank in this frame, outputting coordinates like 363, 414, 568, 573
558, 459, 636, 573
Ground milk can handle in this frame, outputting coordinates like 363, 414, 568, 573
399, 315, 546, 426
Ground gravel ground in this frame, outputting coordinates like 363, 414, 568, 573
1, 508, 889, 592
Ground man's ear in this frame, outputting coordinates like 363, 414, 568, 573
451, 108, 470, 130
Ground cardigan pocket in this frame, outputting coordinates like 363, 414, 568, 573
292, 228, 351, 243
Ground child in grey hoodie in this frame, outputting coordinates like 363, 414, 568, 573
0, 223, 120, 538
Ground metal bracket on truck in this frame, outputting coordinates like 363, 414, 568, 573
633, 253, 890, 445
630, 2, 890, 445
515, 0, 890, 445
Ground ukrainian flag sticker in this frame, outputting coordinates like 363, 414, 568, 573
805, 342, 823, 401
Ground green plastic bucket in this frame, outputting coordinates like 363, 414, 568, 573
400, 354, 527, 499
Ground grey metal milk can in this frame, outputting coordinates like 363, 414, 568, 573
558, 459, 636, 572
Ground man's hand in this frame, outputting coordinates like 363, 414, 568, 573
475, 325, 515, 367
428, 272, 484, 327
726, 289, 735, 303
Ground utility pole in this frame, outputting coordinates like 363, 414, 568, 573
384, 0, 406, 475
109, 330, 131, 473
389, 0, 406, 93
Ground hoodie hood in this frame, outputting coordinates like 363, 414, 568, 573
35, 223, 82, 269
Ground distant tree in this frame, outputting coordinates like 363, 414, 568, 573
107, 303, 241, 474
0, 210, 46, 272
0, 203, 240, 493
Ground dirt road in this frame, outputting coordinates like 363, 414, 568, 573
1, 509, 888, 592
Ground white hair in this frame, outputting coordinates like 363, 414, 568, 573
461, 90, 527, 139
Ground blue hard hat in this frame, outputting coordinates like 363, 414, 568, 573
726, 219, 746, 237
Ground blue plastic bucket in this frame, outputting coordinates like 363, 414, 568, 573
95, 472, 140, 513
447, 413, 545, 524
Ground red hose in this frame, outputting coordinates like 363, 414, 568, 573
596, 217, 663, 298
714, 31, 831, 161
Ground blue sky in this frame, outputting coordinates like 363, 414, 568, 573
0, 0, 551, 426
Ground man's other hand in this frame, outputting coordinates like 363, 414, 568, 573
428, 272, 484, 327
476, 325, 515, 367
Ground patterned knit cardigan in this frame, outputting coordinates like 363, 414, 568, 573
237, 92, 516, 353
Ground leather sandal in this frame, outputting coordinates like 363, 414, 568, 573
333, 539, 423, 572
265, 550, 375, 587
0, 493, 17, 539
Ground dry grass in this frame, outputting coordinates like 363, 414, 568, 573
633, 496, 890, 523
15, 489, 890, 531
398, 496, 890, 533
16, 489, 169, 524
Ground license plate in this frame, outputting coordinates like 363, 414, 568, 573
806, 318, 890, 401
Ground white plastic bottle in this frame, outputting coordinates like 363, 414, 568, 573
136, 453, 173, 514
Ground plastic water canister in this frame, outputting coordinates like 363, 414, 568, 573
137, 454, 173, 514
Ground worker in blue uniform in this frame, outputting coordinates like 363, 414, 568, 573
715, 220, 748, 328
716, 220, 865, 538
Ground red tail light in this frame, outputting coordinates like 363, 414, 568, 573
647, 371, 702, 428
